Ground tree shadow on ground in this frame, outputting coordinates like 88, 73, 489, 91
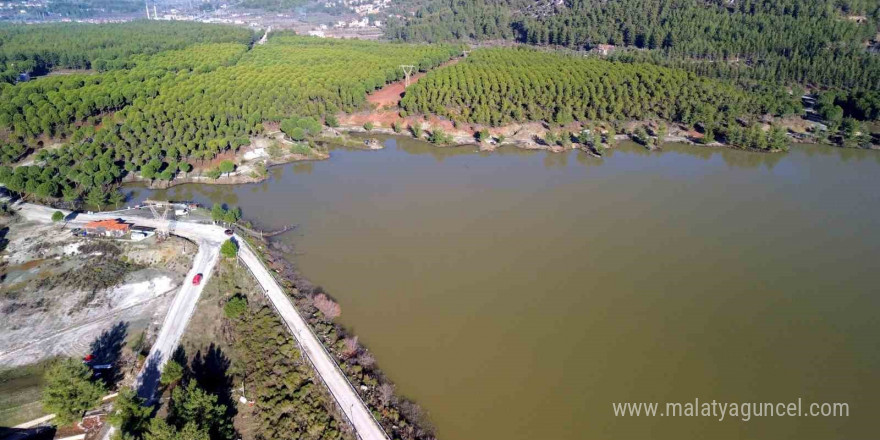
191, 343, 237, 422
136, 349, 162, 403
0, 426, 56, 439
0, 227, 9, 254
171, 345, 190, 378
89, 321, 128, 387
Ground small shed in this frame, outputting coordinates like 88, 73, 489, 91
131, 225, 156, 241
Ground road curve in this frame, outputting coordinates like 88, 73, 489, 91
16, 203, 388, 440
15, 203, 226, 401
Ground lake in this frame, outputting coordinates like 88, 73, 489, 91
133, 138, 880, 440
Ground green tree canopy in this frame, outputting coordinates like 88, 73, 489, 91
108, 388, 152, 437
220, 239, 239, 259
42, 358, 105, 425
218, 160, 235, 176
160, 360, 185, 387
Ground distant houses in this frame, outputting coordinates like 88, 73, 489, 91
592, 44, 616, 56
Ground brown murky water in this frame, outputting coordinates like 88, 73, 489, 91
135, 138, 880, 440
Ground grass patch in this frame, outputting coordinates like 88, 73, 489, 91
0, 358, 56, 426
288, 142, 312, 156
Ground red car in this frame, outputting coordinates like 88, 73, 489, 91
192, 273, 203, 285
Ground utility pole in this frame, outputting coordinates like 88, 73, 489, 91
145, 200, 173, 239
145, 1, 150, 19
153, 5, 158, 19
399, 65, 415, 88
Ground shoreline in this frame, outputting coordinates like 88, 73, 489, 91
336, 122, 785, 154
122, 146, 330, 190
123, 116, 879, 191
243, 235, 438, 440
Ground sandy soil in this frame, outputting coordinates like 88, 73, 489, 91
0, 217, 194, 367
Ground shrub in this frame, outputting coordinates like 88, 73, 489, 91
363, 121, 374, 131
476, 129, 490, 142
428, 128, 452, 144
313, 293, 340, 320
224, 294, 248, 319
289, 143, 311, 155
267, 141, 283, 158
52, 210, 64, 222
325, 114, 339, 127
287, 127, 306, 141
206, 168, 222, 179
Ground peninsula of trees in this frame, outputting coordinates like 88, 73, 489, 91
0, 22, 459, 203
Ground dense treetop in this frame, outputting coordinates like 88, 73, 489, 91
231, 305, 348, 439
0, 26, 459, 203
401, 47, 800, 127
0, 21, 254, 83
386, 0, 880, 91
40, 0, 143, 18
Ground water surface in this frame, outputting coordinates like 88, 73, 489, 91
135, 139, 880, 440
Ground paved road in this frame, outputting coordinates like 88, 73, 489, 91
238, 241, 388, 440
133, 238, 219, 400
16, 203, 388, 440
16, 204, 224, 401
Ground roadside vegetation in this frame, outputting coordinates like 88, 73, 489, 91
172, 258, 353, 440
254, 239, 437, 440
108, 372, 235, 440
41, 358, 105, 425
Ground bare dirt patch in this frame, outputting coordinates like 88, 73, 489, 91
0, 217, 195, 368
365, 57, 462, 110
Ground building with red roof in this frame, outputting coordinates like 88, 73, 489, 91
83, 219, 131, 238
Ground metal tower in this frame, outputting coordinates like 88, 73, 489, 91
400, 65, 416, 88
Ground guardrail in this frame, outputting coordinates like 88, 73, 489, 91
236, 239, 390, 440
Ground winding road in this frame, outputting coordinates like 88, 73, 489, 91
15, 202, 388, 440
